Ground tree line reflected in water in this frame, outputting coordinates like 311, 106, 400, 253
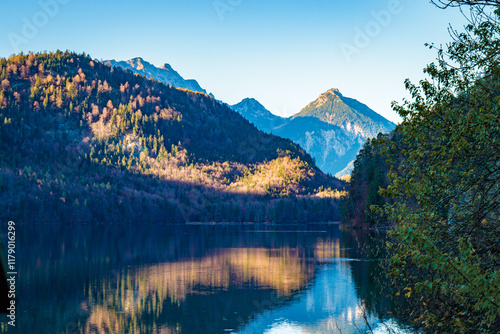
2, 224, 410, 334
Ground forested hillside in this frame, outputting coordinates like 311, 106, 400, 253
342, 3, 500, 332
340, 134, 391, 227
0, 51, 344, 224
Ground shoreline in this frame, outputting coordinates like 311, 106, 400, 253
185, 221, 342, 226
11, 221, 342, 226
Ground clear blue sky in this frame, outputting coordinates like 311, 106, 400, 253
0, 0, 467, 123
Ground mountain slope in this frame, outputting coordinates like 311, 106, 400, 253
0, 51, 344, 224
105, 57, 208, 94
272, 116, 364, 175
231, 98, 287, 133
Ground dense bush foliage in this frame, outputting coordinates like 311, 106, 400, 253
344, 5, 500, 332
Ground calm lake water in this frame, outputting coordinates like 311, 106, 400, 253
0, 224, 415, 334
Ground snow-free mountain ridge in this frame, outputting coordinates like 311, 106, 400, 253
105, 57, 208, 95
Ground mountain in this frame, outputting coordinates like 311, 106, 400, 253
0, 51, 344, 224
231, 98, 287, 132
294, 88, 394, 139
232, 89, 395, 177
105, 57, 208, 95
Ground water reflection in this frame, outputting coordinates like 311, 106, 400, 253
0, 224, 410, 334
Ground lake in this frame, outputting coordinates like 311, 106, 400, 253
0, 224, 415, 334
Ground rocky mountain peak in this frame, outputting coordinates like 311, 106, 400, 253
240, 98, 264, 108
324, 88, 342, 96
127, 57, 147, 70
160, 63, 174, 71
231, 98, 287, 133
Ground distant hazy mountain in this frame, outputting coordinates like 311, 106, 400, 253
231, 98, 287, 132
232, 89, 395, 177
105, 57, 208, 95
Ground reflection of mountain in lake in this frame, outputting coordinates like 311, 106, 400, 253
8, 225, 411, 334
84, 247, 319, 334
134, 248, 314, 297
